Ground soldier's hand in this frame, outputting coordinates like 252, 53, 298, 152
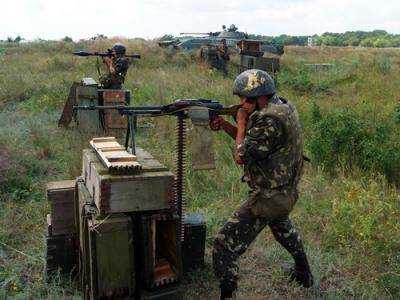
103, 57, 112, 66
234, 149, 244, 165
209, 116, 225, 131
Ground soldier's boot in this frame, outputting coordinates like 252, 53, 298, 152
219, 280, 236, 300
282, 255, 314, 288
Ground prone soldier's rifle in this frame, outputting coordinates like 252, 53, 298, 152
74, 98, 239, 240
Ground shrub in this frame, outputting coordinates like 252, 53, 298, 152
279, 65, 313, 93
309, 104, 400, 184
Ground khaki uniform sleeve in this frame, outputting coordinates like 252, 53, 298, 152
239, 116, 284, 162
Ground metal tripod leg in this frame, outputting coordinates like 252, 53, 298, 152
125, 114, 136, 155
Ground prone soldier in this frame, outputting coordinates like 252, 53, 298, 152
210, 69, 313, 299
100, 43, 130, 89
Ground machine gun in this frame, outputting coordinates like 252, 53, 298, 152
74, 98, 239, 241
74, 98, 239, 154
73, 50, 141, 59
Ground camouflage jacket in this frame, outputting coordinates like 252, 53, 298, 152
101, 57, 130, 88
238, 96, 303, 190
217, 44, 229, 60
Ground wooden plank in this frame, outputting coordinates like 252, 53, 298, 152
99, 147, 126, 152
91, 137, 116, 143
58, 82, 79, 127
90, 137, 141, 175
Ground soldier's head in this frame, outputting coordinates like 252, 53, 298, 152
233, 69, 276, 113
220, 38, 226, 45
110, 43, 127, 57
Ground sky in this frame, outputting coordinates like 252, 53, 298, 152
2, 0, 400, 40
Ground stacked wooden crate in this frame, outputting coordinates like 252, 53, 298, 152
98, 89, 130, 136
45, 139, 184, 299
78, 144, 182, 299
45, 180, 78, 278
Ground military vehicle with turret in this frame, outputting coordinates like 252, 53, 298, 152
158, 24, 284, 55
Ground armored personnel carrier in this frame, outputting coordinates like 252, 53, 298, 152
158, 24, 284, 55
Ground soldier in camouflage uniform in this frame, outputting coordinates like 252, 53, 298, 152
210, 69, 313, 299
216, 39, 229, 77
100, 43, 130, 89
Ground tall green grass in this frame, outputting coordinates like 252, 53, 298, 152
0, 41, 399, 298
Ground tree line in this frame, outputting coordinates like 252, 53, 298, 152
249, 30, 400, 48
3, 30, 400, 48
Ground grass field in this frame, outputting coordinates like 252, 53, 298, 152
0, 40, 399, 299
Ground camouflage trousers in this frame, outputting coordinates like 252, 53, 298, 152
216, 57, 228, 77
213, 187, 308, 291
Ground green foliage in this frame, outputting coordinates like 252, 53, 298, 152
250, 30, 400, 48
278, 65, 313, 93
6, 36, 24, 43
373, 55, 392, 75
61, 36, 73, 43
309, 105, 400, 184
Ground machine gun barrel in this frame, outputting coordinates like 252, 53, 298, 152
73, 99, 240, 118
180, 32, 212, 36
73, 50, 141, 59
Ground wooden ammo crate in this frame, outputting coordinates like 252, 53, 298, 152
77, 180, 96, 294
76, 82, 102, 134
138, 212, 182, 290
99, 89, 130, 136
77, 181, 135, 299
46, 233, 78, 279
88, 214, 135, 299
82, 147, 174, 215
47, 180, 76, 235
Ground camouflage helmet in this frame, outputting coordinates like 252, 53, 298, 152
233, 69, 276, 99
111, 43, 126, 55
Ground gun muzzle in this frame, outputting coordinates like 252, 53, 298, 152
127, 54, 141, 59
72, 51, 91, 57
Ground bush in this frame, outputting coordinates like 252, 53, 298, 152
309, 104, 400, 184
279, 65, 313, 93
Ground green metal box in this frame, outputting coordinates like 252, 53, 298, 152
75, 79, 101, 134
88, 214, 135, 299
